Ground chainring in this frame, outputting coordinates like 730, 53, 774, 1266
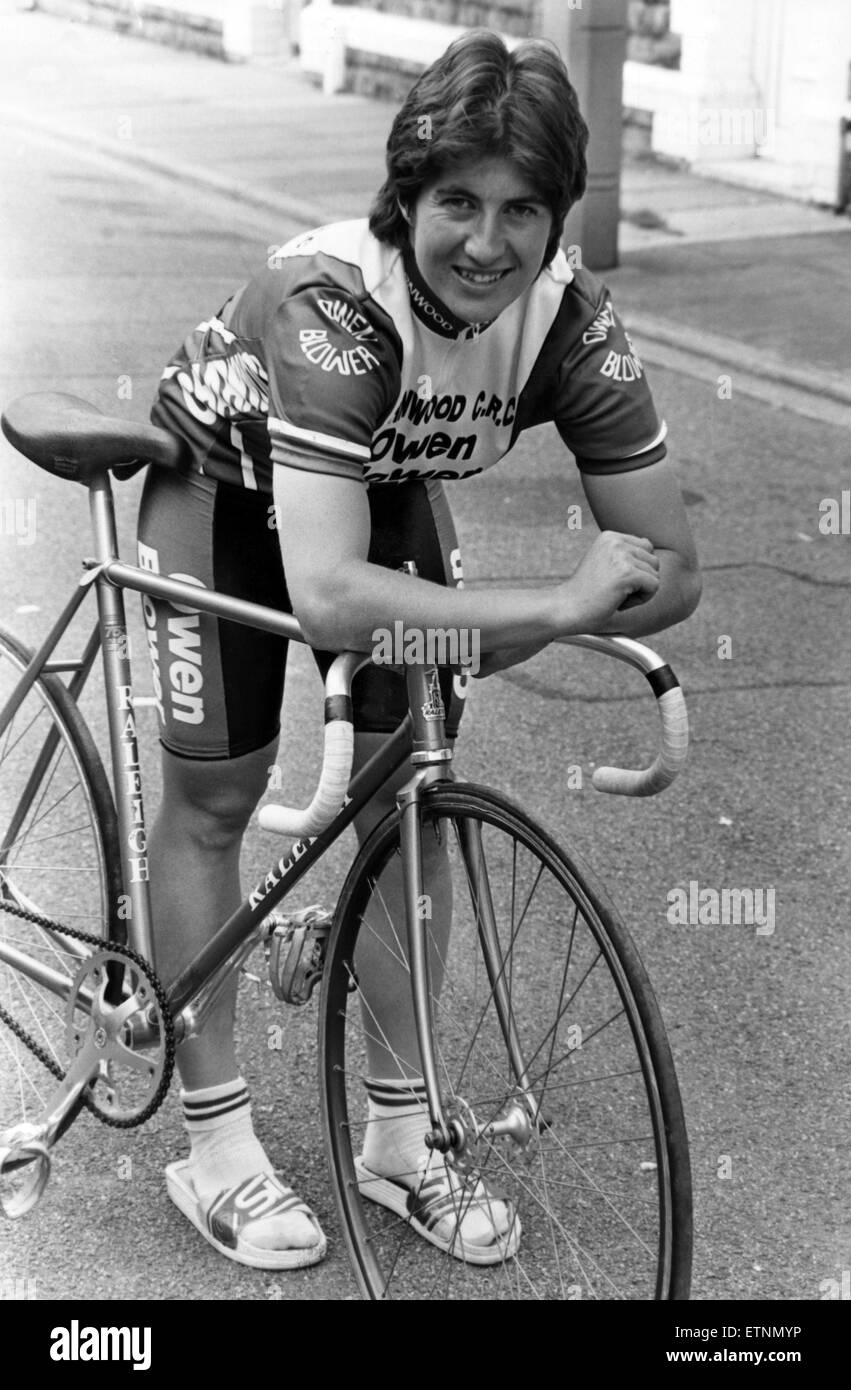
66, 948, 169, 1122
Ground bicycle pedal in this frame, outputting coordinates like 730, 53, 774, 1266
264, 905, 332, 1005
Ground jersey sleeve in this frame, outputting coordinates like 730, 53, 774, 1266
553, 284, 667, 476
264, 285, 402, 484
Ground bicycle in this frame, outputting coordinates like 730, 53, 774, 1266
0, 391, 693, 1300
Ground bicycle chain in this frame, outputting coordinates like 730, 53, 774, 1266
0, 897, 175, 1128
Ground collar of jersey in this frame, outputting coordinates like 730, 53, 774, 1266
403, 246, 492, 342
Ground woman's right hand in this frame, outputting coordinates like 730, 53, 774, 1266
556, 531, 661, 632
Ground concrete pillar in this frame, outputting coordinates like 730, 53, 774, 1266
298, 0, 346, 91
541, 0, 628, 272
222, 1, 289, 62
761, 0, 851, 202
653, 0, 765, 163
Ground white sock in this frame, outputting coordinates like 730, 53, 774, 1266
181, 1078, 318, 1251
361, 1077, 431, 1186
361, 1077, 511, 1247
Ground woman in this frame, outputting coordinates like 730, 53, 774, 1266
139, 28, 700, 1271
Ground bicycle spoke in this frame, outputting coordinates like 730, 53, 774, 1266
1, 823, 103, 856
0, 627, 118, 1146
0, 698, 44, 763
485, 1142, 630, 1298
0, 1026, 51, 1107
323, 785, 691, 1301
9, 971, 66, 1061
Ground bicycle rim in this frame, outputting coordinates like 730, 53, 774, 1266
0, 626, 121, 1148
321, 782, 692, 1300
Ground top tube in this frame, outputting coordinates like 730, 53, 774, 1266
100, 560, 306, 644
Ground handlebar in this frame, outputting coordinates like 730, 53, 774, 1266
557, 634, 689, 796
257, 651, 368, 839
258, 632, 688, 839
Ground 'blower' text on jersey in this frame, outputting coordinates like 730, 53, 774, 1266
152, 220, 667, 493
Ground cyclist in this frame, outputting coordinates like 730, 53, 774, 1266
139, 29, 701, 1270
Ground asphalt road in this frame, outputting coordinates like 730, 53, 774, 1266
0, 115, 849, 1303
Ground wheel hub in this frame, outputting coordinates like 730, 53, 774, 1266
446, 1092, 539, 1173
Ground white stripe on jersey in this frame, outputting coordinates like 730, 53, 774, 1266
198, 316, 237, 346
623, 419, 668, 458
269, 416, 372, 461
231, 423, 257, 490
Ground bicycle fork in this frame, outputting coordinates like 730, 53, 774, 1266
399, 663, 542, 1161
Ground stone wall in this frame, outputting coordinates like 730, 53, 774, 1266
33, 1, 227, 57
32, 1, 297, 61
344, 0, 679, 65
341, 0, 678, 126
337, 1, 542, 38
626, 0, 679, 67
346, 49, 425, 102
32, 0, 680, 80
339, 0, 678, 104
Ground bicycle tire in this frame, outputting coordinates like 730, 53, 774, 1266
0, 624, 123, 1155
321, 781, 692, 1300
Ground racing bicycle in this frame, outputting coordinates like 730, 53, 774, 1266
0, 392, 693, 1300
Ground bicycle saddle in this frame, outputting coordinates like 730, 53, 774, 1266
1, 392, 185, 483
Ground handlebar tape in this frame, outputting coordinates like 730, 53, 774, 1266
591, 674, 689, 796
258, 691, 354, 838
556, 637, 689, 797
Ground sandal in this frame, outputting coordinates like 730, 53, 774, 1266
166, 1162, 327, 1270
355, 1155, 520, 1265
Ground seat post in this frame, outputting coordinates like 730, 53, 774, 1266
87, 473, 157, 966
88, 474, 119, 565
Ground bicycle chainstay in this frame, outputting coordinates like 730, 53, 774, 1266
0, 897, 175, 1128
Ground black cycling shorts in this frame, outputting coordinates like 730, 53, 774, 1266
136, 468, 469, 760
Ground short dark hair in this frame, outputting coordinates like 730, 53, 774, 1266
369, 29, 588, 268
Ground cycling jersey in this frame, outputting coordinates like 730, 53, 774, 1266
151, 220, 667, 493
137, 471, 467, 758
143, 219, 668, 761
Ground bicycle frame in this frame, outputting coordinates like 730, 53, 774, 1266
0, 470, 463, 1156
1, 460, 691, 1189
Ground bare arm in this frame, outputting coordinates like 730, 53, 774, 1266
580, 458, 701, 637
272, 466, 664, 652
473, 458, 701, 676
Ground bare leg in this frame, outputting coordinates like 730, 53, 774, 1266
349, 734, 515, 1252
148, 736, 324, 1260
148, 738, 277, 1089
350, 731, 452, 1081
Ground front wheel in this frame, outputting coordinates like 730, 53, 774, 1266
321, 782, 692, 1300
